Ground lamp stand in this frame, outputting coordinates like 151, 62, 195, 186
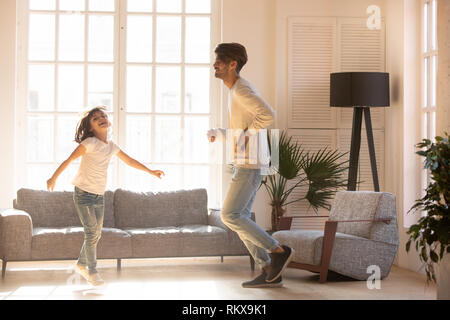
347, 107, 380, 192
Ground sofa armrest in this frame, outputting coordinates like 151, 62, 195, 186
207, 208, 226, 229
0, 209, 33, 260
208, 208, 256, 254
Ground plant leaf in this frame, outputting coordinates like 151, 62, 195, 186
430, 250, 439, 263
406, 240, 411, 252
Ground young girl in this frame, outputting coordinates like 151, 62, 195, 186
47, 106, 164, 286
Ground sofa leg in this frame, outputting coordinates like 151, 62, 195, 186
249, 256, 255, 271
1, 260, 6, 279
220, 256, 224, 263
117, 259, 121, 272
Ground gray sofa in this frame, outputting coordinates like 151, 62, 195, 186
0, 188, 253, 278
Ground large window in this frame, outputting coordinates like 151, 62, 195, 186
421, 0, 438, 188
16, 0, 220, 205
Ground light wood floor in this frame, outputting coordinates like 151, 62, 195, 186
0, 257, 436, 300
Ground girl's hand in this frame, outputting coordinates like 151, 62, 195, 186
47, 178, 56, 192
151, 170, 165, 179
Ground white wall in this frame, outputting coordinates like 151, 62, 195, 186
393, 0, 423, 273
437, 0, 450, 135
0, 0, 16, 209
220, 0, 276, 229
274, 0, 386, 129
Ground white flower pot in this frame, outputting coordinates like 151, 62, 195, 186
437, 252, 450, 300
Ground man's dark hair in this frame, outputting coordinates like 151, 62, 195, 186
214, 42, 248, 73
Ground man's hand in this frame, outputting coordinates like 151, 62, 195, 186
207, 129, 217, 143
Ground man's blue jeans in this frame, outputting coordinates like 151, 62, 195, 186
221, 167, 279, 268
73, 186, 104, 274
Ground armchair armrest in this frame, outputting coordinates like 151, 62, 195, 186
0, 209, 33, 260
329, 218, 391, 224
278, 216, 391, 230
278, 216, 330, 230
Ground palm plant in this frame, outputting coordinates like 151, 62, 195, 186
261, 130, 349, 231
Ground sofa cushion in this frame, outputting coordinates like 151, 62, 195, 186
125, 225, 227, 258
273, 229, 370, 265
178, 225, 228, 256
272, 230, 324, 265
15, 189, 79, 228
328, 191, 382, 239
14, 188, 115, 228
31, 227, 131, 260
114, 189, 208, 228
125, 226, 182, 258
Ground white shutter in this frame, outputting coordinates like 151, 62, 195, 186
285, 17, 386, 229
288, 17, 337, 129
336, 18, 386, 129
337, 18, 385, 72
290, 216, 329, 230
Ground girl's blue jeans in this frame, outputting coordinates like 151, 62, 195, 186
73, 186, 104, 274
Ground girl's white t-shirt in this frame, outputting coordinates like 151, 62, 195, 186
72, 136, 120, 195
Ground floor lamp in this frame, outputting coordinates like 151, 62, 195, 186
330, 72, 390, 192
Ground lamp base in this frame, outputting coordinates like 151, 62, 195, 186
347, 107, 380, 192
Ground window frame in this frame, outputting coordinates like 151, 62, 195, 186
420, 0, 438, 193
15, 0, 222, 207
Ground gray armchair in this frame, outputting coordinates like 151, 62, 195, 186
272, 191, 399, 283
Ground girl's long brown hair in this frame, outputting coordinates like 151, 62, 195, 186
74, 106, 107, 143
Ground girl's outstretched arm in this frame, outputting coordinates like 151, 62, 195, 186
116, 150, 165, 179
47, 144, 87, 191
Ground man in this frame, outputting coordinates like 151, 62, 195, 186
208, 43, 294, 288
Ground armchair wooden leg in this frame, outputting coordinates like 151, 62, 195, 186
318, 221, 338, 283
117, 259, 121, 272
319, 268, 329, 283
221, 256, 224, 263
249, 255, 255, 271
2, 260, 6, 279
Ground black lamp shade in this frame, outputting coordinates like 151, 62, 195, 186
330, 72, 390, 107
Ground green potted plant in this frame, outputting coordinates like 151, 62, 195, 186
406, 132, 449, 299
260, 130, 349, 232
